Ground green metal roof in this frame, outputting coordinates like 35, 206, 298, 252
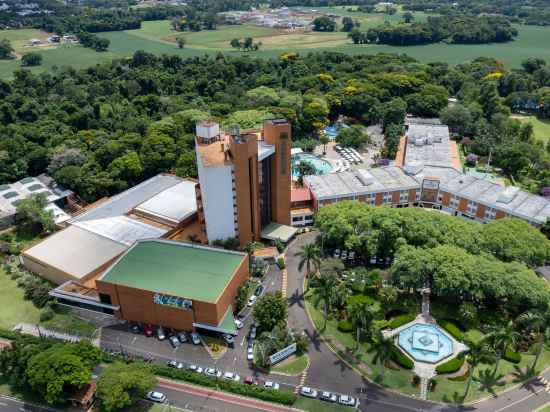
100, 240, 245, 303
193, 306, 237, 335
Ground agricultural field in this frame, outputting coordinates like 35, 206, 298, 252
2, 10, 550, 79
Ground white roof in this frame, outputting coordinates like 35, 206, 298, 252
134, 180, 197, 224
23, 225, 128, 280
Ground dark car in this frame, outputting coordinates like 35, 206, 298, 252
254, 284, 264, 297
244, 376, 261, 385
169, 335, 180, 348
319, 391, 337, 403
130, 324, 141, 334
143, 324, 153, 337
177, 331, 188, 343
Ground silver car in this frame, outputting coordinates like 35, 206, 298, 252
190, 332, 201, 345
299, 387, 318, 398
204, 368, 222, 378
146, 391, 166, 403
338, 394, 359, 407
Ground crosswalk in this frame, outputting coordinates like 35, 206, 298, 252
281, 269, 288, 298
294, 360, 310, 393
540, 376, 550, 393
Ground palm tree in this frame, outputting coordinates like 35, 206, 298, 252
348, 301, 376, 350
369, 331, 393, 380
320, 135, 329, 155
295, 243, 321, 277
518, 309, 550, 373
464, 339, 494, 400
312, 272, 338, 330
488, 320, 520, 374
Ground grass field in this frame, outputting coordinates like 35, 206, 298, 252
294, 397, 356, 411
3, 14, 550, 79
0, 266, 41, 329
512, 115, 550, 144
271, 354, 309, 375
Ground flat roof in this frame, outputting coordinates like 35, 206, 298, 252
74, 216, 166, 246
404, 124, 455, 169
23, 225, 128, 280
261, 222, 298, 243
134, 180, 197, 224
305, 166, 418, 200
100, 240, 246, 303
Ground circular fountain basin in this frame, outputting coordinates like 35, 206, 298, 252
397, 323, 454, 364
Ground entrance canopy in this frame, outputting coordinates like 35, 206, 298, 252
261, 222, 298, 243
193, 306, 237, 336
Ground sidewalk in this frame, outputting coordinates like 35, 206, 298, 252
13, 322, 100, 346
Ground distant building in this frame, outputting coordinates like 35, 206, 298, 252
0, 175, 72, 230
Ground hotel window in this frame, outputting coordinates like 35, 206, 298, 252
383, 192, 392, 203
366, 193, 375, 205
399, 190, 408, 203
466, 200, 477, 215
450, 194, 460, 209
485, 207, 496, 220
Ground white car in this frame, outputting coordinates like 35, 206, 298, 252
204, 368, 222, 378
338, 394, 359, 407
234, 319, 244, 329
223, 371, 240, 382
299, 387, 318, 398
145, 391, 166, 403
247, 295, 257, 307
264, 381, 280, 390
247, 347, 254, 361
188, 364, 203, 374
320, 391, 338, 402
190, 332, 201, 345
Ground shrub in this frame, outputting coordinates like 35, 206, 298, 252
458, 302, 478, 328
411, 374, 421, 386
437, 319, 464, 341
503, 348, 522, 364
277, 256, 285, 269
388, 313, 415, 329
390, 345, 413, 369
153, 365, 297, 405
435, 355, 465, 374
40, 307, 55, 322
337, 320, 353, 333
449, 369, 470, 381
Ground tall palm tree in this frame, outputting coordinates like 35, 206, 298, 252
312, 272, 338, 330
488, 320, 520, 374
369, 331, 393, 380
518, 309, 550, 373
348, 301, 376, 350
464, 339, 494, 400
295, 243, 321, 277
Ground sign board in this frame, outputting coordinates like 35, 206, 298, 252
153, 293, 192, 310
269, 343, 297, 365
422, 179, 440, 190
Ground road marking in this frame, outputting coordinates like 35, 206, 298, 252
494, 386, 547, 412
0, 402, 7, 406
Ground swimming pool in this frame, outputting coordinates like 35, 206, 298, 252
291, 153, 333, 180
324, 124, 350, 140
397, 323, 454, 364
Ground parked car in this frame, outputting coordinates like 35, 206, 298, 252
143, 324, 153, 337
188, 364, 203, 374
247, 295, 257, 307
249, 327, 256, 340
157, 327, 166, 340
247, 347, 254, 361
167, 360, 183, 369
190, 332, 201, 345
299, 387, 318, 398
320, 391, 338, 402
264, 381, 280, 390
333, 249, 341, 258
145, 391, 166, 403
223, 334, 234, 346
223, 371, 240, 382
234, 319, 244, 329
244, 376, 261, 385
130, 323, 141, 334
338, 394, 359, 407
177, 331, 188, 343
169, 335, 180, 348
254, 284, 264, 297
204, 368, 222, 378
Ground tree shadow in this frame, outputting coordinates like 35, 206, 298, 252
512, 364, 541, 393
287, 288, 304, 309
303, 328, 322, 352
477, 368, 505, 396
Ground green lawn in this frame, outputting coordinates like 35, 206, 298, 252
513, 115, 550, 144
2, 19, 550, 79
294, 397, 355, 412
0, 266, 41, 329
306, 293, 550, 403
271, 354, 309, 375
536, 403, 550, 412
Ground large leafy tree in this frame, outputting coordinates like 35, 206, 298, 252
15, 193, 55, 235
369, 332, 393, 380
253, 291, 288, 333
487, 320, 520, 374
97, 362, 155, 412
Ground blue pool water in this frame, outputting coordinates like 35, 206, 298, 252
291, 153, 333, 180
324, 124, 350, 140
397, 323, 454, 364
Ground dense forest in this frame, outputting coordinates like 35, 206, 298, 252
0, 51, 549, 202
364, 15, 518, 46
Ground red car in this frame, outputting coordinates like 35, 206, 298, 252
244, 376, 261, 386
143, 324, 153, 337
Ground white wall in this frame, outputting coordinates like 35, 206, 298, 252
196, 148, 236, 242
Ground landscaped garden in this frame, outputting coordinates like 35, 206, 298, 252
300, 201, 550, 403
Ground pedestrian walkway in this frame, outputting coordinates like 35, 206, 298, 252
295, 360, 310, 393
541, 376, 550, 393
281, 268, 288, 298
13, 322, 99, 346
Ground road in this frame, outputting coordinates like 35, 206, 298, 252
0, 396, 56, 412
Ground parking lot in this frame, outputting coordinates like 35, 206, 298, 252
98, 263, 299, 390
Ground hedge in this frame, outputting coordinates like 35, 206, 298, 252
277, 257, 285, 270
153, 365, 297, 406
337, 320, 353, 333
437, 319, 464, 341
0, 328, 20, 340
390, 345, 414, 369
388, 313, 415, 329
435, 355, 465, 374
503, 348, 522, 364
